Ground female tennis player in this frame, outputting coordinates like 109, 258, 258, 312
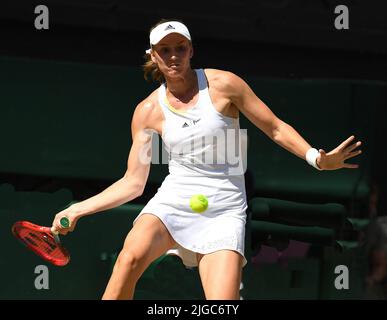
51, 19, 362, 300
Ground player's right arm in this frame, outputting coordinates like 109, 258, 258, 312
52, 98, 156, 234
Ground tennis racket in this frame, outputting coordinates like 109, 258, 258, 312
12, 217, 71, 266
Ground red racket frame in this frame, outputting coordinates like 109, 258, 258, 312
12, 221, 70, 266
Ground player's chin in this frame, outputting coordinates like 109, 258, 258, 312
167, 65, 184, 75
166, 70, 181, 77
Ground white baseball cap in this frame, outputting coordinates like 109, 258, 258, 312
145, 21, 191, 54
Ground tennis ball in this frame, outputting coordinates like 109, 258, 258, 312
190, 194, 208, 213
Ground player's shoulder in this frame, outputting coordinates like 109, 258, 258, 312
204, 68, 235, 81
204, 68, 245, 92
132, 89, 160, 121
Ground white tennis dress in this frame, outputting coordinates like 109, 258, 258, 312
134, 69, 248, 267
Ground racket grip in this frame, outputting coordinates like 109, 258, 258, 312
50, 216, 70, 235
60, 217, 71, 228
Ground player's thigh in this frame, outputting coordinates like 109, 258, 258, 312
197, 250, 242, 300
120, 213, 176, 265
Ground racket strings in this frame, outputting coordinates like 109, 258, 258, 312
19, 228, 63, 259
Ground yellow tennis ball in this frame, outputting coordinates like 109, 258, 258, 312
190, 194, 208, 213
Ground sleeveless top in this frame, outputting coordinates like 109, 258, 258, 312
159, 68, 247, 179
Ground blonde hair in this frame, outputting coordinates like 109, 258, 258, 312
142, 18, 190, 83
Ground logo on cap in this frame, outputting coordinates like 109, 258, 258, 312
165, 24, 175, 31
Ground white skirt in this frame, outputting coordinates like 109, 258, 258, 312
133, 173, 248, 268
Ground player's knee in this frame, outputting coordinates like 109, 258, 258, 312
116, 250, 143, 271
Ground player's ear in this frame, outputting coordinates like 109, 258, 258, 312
189, 45, 194, 59
150, 51, 157, 64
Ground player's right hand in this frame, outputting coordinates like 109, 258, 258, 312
51, 207, 80, 235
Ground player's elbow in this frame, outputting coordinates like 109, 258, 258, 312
133, 183, 145, 198
270, 118, 284, 142
137, 183, 146, 197
272, 120, 295, 146
123, 174, 146, 198
133, 180, 146, 198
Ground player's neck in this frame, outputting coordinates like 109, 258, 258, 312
165, 69, 197, 99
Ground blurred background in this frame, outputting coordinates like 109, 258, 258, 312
1, 0, 387, 299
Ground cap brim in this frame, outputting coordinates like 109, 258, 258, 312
151, 30, 190, 45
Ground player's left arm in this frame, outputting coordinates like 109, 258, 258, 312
224, 71, 362, 170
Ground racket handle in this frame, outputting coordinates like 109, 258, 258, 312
49, 227, 60, 243
50, 216, 71, 235
60, 217, 71, 228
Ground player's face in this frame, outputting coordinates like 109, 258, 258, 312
151, 33, 193, 78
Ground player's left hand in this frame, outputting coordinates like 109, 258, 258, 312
317, 135, 362, 170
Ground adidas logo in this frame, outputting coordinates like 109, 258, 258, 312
182, 118, 201, 128
165, 24, 175, 31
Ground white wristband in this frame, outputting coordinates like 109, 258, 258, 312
306, 148, 322, 170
